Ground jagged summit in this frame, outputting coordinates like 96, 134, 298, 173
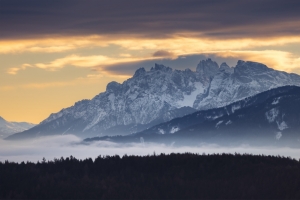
220, 62, 231, 70
133, 67, 146, 77
7, 59, 300, 140
150, 63, 172, 72
237, 60, 245, 65
196, 58, 219, 79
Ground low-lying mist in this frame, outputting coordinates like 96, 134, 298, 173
1, 135, 299, 163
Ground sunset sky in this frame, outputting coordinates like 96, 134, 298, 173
1, 0, 300, 123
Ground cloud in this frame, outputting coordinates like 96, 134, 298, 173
213, 50, 300, 73
7, 54, 155, 75
34, 55, 109, 70
90, 50, 300, 75
1, 0, 300, 39
153, 50, 176, 58
5, 35, 300, 75
1, 34, 300, 59
1, 135, 300, 163
111, 36, 300, 54
119, 53, 132, 58
8, 49, 300, 77
0, 35, 110, 54
6, 64, 32, 75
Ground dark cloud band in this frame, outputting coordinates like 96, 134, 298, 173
1, 0, 300, 39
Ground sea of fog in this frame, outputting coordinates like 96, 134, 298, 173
0, 135, 299, 163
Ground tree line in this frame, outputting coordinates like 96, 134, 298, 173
1, 153, 300, 199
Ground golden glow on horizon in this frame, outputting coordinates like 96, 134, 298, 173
1, 34, 300, 54
0, 75, 128, 123
1, 33, 300, 123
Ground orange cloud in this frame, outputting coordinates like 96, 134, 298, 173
1, 34, 300, 55
5, 35, 300, 76
0, 35, 110, 54
213, 50, 300, 73
6, 64, 32, 75
7, 54, 154, 75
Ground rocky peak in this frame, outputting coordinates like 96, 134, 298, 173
219, 62, 233, 73
151, 63, 172, 73
196, 58, 219, 78
133, 67, 146, 77
235, 60, 271, 76
220, 62, 230, 70
237, 60, 245, 65
106, 81, 121, 92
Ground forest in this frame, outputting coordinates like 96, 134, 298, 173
1, 153, 300, 199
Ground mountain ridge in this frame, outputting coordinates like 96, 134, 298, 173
0, 116, 35, 138
84, 86, 300, 147
7, 59, 300, 140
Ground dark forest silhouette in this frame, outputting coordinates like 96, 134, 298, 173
1, 153, 300, 199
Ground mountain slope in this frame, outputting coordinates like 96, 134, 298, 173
0, 116, 35, 138
7, 59, 300, 140
85, 86, 300, 147
193, 60, 300, 110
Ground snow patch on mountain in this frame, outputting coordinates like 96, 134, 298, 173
170, 127, 180, 134
178, 82, 204, 107
225, 120, 232, 125
215, 120, 223, 128
83, 110, 107, 132
158, 128, 165, 134
275, 132, 282, 140
231, 104, 241, 113
272, 97, 281, 105
277, 121, 288, 131
265, 108, 279, 122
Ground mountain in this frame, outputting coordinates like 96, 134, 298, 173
0, 116, 35, 138
87, 86, 300, 147
7, 59, 300, 140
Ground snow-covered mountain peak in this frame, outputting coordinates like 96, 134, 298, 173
0, 116, 35, 138
196, 58, 219, 80
235, 60, 271, 76
9, 58, 300, 140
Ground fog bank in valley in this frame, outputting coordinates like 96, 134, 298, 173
0, 135, 299, 163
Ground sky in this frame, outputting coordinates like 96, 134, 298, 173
1, 0, 300, 123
